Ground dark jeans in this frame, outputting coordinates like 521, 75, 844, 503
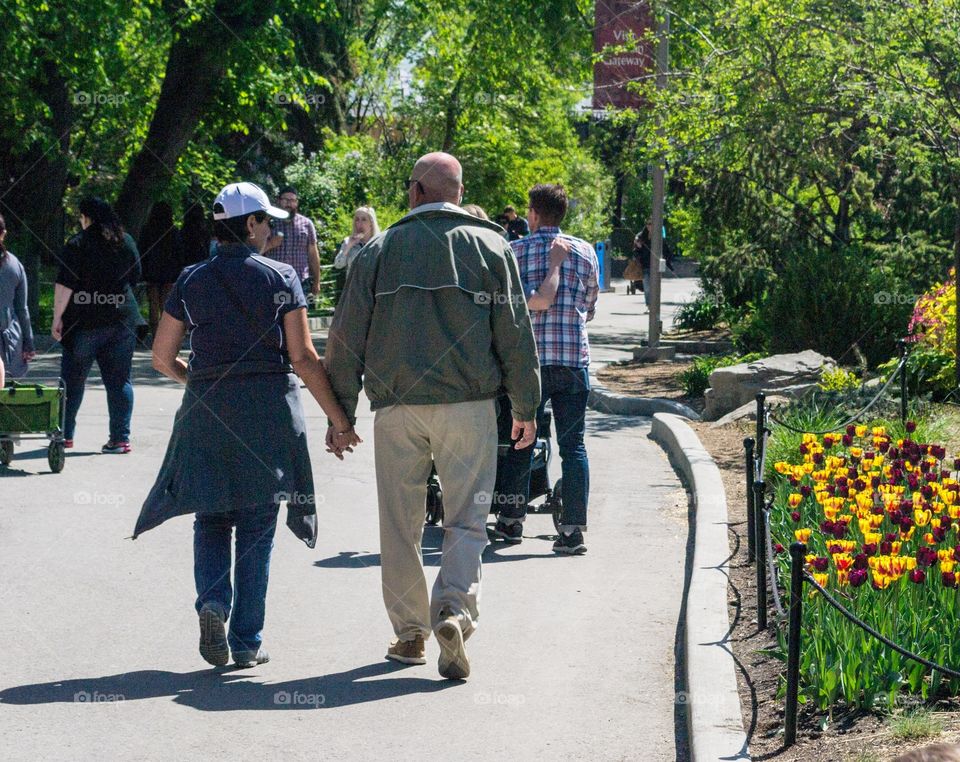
60, 323, 135, 442
194, 504, 279, 654
497, 365, 590, 529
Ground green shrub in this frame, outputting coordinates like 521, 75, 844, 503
676, 351, 763, 397
877, 344, 956, 400
818, 366, 860, 393
759, 243, 911, 367
675, 292, 723, 331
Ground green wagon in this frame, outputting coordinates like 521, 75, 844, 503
0, 380, 67, 473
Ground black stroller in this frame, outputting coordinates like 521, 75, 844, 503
425, 407, 563, 532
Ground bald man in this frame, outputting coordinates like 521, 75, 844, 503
326, 152, 541, 679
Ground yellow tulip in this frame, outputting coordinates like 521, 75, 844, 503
855, 425, 867, 438
788, 493, 803, 508
914, 509, 933, 527
795, 528, 812, 543
942, 560, 956, 574
872, 571, 892, 589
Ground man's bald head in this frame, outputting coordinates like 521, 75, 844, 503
410, 152, 464, 206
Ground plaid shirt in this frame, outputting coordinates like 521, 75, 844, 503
269, 212, 317, 281
511, 226, 599, 368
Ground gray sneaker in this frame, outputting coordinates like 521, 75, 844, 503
233, 649, 270, 668
434, 612, 470, 680
198, 604, 229, 667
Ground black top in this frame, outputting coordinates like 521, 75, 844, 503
164, 243, 307, 377
506, 216, 530, 241
56, 230, 142, 335
139, 227, 184, 284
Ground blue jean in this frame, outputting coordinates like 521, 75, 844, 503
194, 504, 279, 654
60, 323, 135, 442
498, 365, 590, 530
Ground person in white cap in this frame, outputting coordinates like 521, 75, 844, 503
135, 181, 362, 669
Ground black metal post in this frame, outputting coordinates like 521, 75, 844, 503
898, 339, 908, 428
785, 542, 806, 747
755, 393, 766, 474
744, 438, 756, 563
753, 480, 768, 630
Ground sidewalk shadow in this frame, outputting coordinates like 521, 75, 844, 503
0, 661, 456, 711
314, 526, 557, 569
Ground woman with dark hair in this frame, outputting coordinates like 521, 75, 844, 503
139, 201, 183, 338
180, 202, 212, 267
52, 196, 141, 452
135, 181, 361, 669
0, 213, 36, 381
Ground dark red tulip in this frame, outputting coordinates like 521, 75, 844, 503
850, 569, 868, 587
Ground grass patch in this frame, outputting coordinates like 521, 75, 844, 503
845, 752, 882, 762
889, 709, 944, 741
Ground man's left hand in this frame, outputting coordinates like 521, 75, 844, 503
511, 418, 537, 449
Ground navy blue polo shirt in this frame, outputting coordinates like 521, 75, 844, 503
164, 243, 307, 376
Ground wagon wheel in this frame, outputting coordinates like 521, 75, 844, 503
0, 440, 13, 466
48, 441, 65, 473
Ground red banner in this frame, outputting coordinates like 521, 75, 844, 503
593, 1, 654, 110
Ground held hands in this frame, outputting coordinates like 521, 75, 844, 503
510, 417, 537, 449
325, 424, 363, 460
549, 237, 573, 268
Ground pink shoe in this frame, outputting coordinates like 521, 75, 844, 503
101, 441, 131, 454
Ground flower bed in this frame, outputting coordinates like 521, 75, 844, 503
770, 422, 960, 711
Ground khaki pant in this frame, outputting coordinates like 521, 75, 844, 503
374, 399, 497, 642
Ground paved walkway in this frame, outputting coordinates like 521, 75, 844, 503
0, 279, 698, 761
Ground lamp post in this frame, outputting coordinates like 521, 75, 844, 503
648, 2, 669, 349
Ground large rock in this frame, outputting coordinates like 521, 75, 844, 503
703, 350, 835, 421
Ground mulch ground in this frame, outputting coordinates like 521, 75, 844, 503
601, 358, 960, 760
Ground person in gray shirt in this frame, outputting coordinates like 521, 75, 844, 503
0, 213, 36, 380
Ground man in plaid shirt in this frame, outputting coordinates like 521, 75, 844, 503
262, 186, 321, 303
493, 183, 599, 554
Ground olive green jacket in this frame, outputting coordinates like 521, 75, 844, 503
326, 203, 541, 422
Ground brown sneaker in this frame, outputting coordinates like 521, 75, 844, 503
386, 635, 426, 665
435, 613, 470, 680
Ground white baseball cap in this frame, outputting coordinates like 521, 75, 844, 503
212, 182, 289, 220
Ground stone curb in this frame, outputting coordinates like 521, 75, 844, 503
650, 413, 750, 762
588, 384, 701, 419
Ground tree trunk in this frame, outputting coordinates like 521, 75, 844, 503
441, 79, 464, 153
115, 2, 277, 237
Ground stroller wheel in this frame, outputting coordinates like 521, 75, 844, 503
551, 478, 563, 533
425, 483, 444, 526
